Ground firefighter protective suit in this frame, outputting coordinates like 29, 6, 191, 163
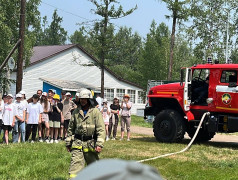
66, 101, 105, 178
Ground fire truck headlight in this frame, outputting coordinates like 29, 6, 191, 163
206, 98, 213, 104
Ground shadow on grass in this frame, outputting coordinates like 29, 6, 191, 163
133, 136, 238, 149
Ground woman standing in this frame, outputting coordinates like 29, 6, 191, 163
40, 92, 51, 143
120, 94, 132, 141
26, 94, 43, 143
109, 97, 120, 140
49, 94, 63, 143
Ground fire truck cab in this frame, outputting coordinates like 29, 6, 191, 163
145, 63, 238, 143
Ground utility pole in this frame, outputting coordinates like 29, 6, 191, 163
16, 0, 26, 93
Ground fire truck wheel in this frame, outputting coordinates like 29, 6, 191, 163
153, 109, 185, 143
187, 125, 215, 142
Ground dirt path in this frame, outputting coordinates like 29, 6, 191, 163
131, 126, 238, 144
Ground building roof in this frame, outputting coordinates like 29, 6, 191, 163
30, 44, 143, 89
40, 78, 101, 92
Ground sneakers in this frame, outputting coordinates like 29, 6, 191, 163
50, 139, 54, 143
106, 136, 109, 141
111, 137, 115, 140
45, 139, 49, 143
119, 138, 123, 141
31, 140, 34, 143
39, 137, 43, 142
54, 139, 59, 143
127, 139, 130, 141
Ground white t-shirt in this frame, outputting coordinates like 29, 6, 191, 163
121, 102, 132, 117
21, 99, 28, 110
96, 97, 102, 109
3, 103, 15, 126
0, 100, 4, 119
15, 101, 26, 121
27, 102, 43, 124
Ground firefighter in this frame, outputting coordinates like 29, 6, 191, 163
65, 88, 105, 178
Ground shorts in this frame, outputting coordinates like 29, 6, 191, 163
64, 119, 70, 129
49, 121, 60, 128
104, 122, 109, 125
3, 125, 12, 131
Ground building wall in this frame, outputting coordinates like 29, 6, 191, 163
9, 47, 145, 114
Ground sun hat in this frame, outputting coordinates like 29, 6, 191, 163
20, 90, 26, 95
123, 94, 130, 98
42, 92, 47, 96
66, 92, 71, 96
7, 94, 13, 98
53, 94, 60, 100
16, 94, 22, 98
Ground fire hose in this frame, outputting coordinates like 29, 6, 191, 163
137, 112, 209, 163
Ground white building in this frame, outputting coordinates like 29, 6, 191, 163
10, 44, 145, 114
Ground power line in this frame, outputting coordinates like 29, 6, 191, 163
41, 1, 121, 30
41, 1, 91, 21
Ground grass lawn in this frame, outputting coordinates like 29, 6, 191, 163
131, 115, 152, 128
1, 132, 238, 180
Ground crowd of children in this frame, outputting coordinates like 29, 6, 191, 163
0, 89, 133, 144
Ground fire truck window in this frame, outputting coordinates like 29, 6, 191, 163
193, 69, 209, 80
220, 71, 237, 83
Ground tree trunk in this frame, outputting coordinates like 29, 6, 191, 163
16, 0, 26, 93
168, 9, 177, 81
100, 1, 109, 99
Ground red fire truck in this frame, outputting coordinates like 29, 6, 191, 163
144, 62, 238, 143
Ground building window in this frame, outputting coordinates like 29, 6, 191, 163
116, 89, 125, 101
104, 88, 114, 101
137, 91, 144, 104
127, 89, 135, 103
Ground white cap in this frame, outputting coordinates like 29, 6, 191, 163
7, 94, 13, 98
16, 94, 22, 98
74, 159, 162, 180
42, 92, 47, 96
20, 90, 26, 95
75, 92, 80, 97
66, 92, 71, 96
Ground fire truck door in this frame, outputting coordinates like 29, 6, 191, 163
215, 71, 238, 112
184, 68, 192, 111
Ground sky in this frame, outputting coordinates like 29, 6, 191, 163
39, 0, 172, 40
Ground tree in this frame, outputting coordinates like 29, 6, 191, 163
160, 0, 190, 80
138, 21, 170, 88
187, 0, 237, 63
88, 0, 137, 98
36, 10, 67, 45
69, 26, 88, 47
0, 0, 41, 93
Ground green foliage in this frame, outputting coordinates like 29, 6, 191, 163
0, 0, 41, 93
138, 21, 170, 88
35, 10, 67, 45
187, 0, 238, 62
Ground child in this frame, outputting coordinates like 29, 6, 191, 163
101, 99, 110, 141
26, 94, 43, 143
13, 93, 26, 143
2, 94, 15, 145
49, 94, 63, 143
